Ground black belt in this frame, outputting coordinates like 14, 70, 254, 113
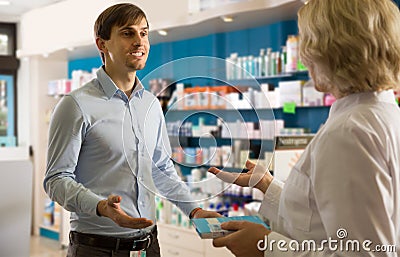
70, 226, 157, 251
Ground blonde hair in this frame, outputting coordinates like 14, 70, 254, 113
298, 0, 400, 96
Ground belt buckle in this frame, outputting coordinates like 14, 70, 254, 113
132, 234, 151, 251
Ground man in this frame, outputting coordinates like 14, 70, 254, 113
44, 3, 217, 257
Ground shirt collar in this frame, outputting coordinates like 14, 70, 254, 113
96, 66, 145, 100
329, 90, 396, 118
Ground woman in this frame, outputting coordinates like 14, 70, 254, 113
209, 0, 400, 256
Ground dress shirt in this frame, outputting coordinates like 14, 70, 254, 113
259, 90, 400, 256
44, 66, 197, 237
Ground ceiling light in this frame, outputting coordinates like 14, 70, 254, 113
0, 1, 11, 6
158, 30, 168, 36
221, 16, 234, 23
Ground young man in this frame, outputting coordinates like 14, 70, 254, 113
44, 3, 217, 257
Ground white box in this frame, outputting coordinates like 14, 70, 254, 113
303, 84, 324, 106
278, 80, 305, 106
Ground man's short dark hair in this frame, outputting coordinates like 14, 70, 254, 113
94, 3, 149, 62
94, 3, 148, 40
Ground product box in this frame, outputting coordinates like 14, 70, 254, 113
302, 82, 324, 106
209, 86, 237, 109
278, 80, 305, 107
183, 87, 210, 109
191, 215, 268, 239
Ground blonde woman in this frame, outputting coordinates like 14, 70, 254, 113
209, 0, 400, 256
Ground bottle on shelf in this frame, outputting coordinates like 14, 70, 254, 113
258, 48, 266, 77
286, 35, 299, 73
228, 203, 245, 217
265, 48, 272, 76
281, 46, 287, 73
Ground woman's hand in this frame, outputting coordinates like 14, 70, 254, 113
208, 160, 273, 193
97, 194, 153, 229
192, 209, 223, 219
213, 221, 271, 257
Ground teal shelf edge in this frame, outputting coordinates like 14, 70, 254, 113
228, 70, 309, 82
168, 135, 273, 142
166, 106, 330, 113
173, 161, 245, 173
39, 227, 59, 241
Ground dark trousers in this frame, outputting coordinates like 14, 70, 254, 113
66, 228, 161, 257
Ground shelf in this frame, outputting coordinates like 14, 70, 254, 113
39, 224, 59, 233
229, 70, 309, 82
169, 135, 273, 143
173, 161, 245, 173
166, 105, 330, 113
39, 225, 59, 241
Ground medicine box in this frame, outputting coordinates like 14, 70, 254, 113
191, 215, 268, 239
278, 80, 304, 106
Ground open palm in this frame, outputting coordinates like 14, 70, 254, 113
208, 160, 273, 193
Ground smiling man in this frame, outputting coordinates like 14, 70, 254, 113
43, 3, 218, 257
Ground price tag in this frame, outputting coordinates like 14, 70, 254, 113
283, 102, 296, 114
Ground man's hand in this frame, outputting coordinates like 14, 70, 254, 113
192, 208, 223, 219
97, 194, 153, 229
208, 160, 273, 193
213, 221, 270, 257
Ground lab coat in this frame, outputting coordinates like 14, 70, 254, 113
260, 90, 400, 257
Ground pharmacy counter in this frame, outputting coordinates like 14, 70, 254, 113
0, 160, 33, 257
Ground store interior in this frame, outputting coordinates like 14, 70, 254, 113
1, 0, 400, 256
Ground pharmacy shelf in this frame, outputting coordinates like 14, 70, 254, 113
166, 105, 329, 112
168, 135, 273, 142
226, 70, 310, 88
40, 225, 59, 233
39, 225, 59, 241
172, 160, 245, 173
229, 70, 309, 81
166, 106, 330, 134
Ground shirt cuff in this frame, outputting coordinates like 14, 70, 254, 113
78, 190, 104, 217
258, 178, 284, 224
174, 201, 198, 217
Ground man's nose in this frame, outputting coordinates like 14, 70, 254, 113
132, 34, 143, 46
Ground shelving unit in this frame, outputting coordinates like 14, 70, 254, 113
29, 51, 71, 247
163, 64, 329, 181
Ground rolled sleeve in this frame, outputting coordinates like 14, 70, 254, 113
259, 178, 284, 224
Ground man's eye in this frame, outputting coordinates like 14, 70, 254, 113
141, 31, 148, 37
123, 31, 133, 37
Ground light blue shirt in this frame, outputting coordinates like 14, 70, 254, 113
44, 66, 197, 236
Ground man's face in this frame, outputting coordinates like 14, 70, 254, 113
101, 17, 150, 71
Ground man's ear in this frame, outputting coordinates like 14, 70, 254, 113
95, 37, 107, 54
